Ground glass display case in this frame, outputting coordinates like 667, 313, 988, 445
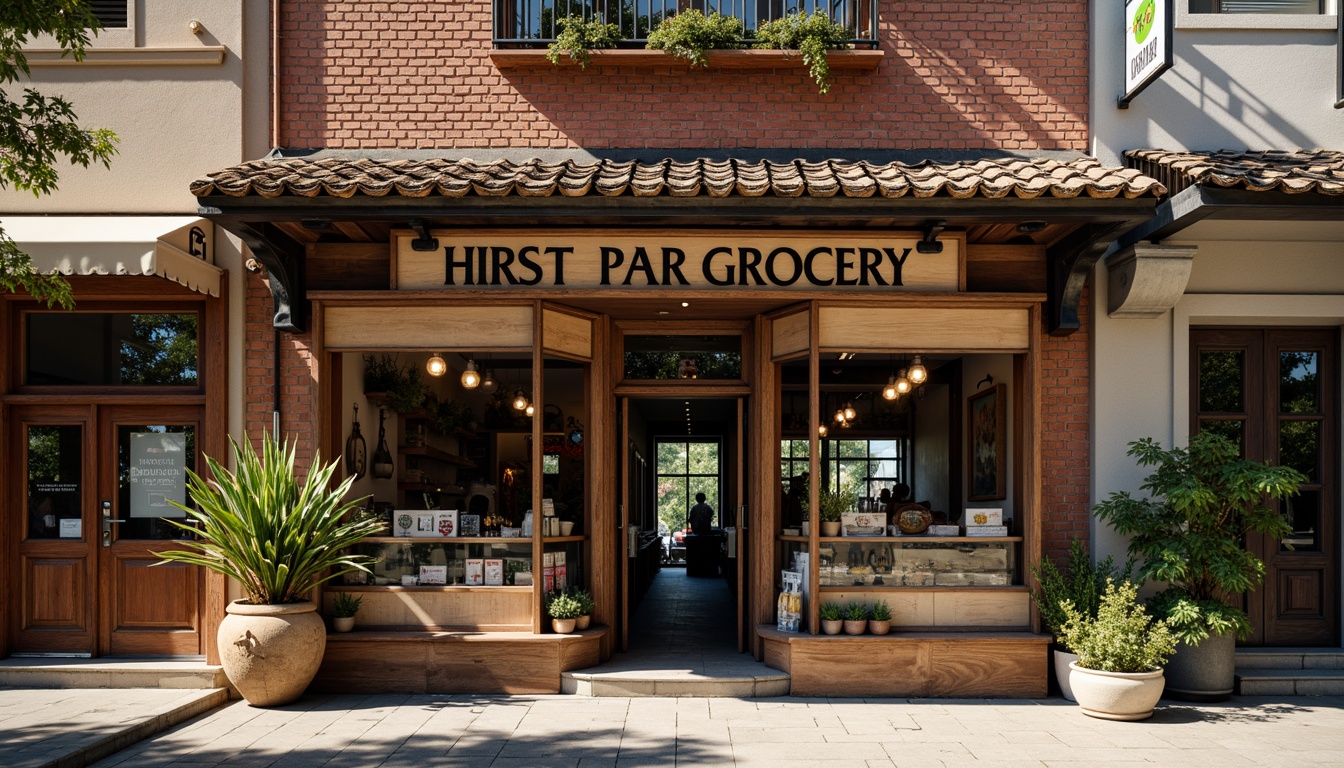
818, 539, 1015, 588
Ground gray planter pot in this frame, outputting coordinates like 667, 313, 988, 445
1163, 632, 1235, 702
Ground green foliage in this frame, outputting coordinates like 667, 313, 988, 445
362, 354, 426, 413
547, 14, 621, 69
331, 592, 362, 618
1, 1, 121, 309
844, 602, 869, 621
571, 588, 595, 616
1059, 580, 1176, 673
546, 591, 585, 620
119, 314, 199, 385
624, 351, 742, 380
1093, 433, 1305, 642
425, 394, 475, 436
157, 434, 382, 605
819, 602, 843, 621
753, 11, 851, 94
646, 9, 744, 68
818, 483, 855, 523
1029, 538, 1133, 648
870, 600, 891, 622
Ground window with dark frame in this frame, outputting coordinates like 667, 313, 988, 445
89, 0, 128, 28
1188, 0, 1323, 13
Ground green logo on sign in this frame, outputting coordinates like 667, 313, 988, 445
1132, 0, 1156, 44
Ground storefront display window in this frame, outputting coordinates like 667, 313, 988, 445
25, 312, 199, 387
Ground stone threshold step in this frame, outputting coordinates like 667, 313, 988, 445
0, 659, 227, 690
1236, 668, 1344, 696
562, 670, 790, 698
1235, 648, 1344, 670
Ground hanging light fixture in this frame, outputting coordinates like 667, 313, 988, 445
426, 352, 448, 377
908, 355, 927, 385
512, 389, 530, 411
895, 369, 912, 395
834, 407, 846, 424
525, 402, 536, 417
818, 423, 828, 437
882, 375, 900, 400
843, 402, 856, 422
461, 358, 481, 389
480, 368, 497, 394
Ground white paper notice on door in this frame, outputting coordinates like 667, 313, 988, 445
129, 432, 187, 518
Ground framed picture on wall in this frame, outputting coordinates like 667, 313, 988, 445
967, 384, 1007, 501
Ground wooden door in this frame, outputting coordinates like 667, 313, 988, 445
734, 397, 747, 652
98, 405, 206, 656
10, 406, 98, 654
1191, 328, 1339, 646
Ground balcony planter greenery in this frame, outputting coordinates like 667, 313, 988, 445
1093, 434, 1305, 701
754, 10, 852, 94
158, 435, 381, 706
1059, 580, 1176, 721
646, 9, 744, 68
546, 14, 620, 69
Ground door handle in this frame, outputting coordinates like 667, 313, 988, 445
101, 501, 125, 547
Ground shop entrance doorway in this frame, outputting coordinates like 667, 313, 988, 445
618, 396, 747, 653
1191, 327, 1339, 646
7, 404, 209, 657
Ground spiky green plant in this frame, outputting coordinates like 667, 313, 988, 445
332, 592, 363, 618
844, 602, 870, 622
157, 434, 382, 605
870, 600, 891, 622
1029, 538, 1133, 648
819, 602, 843, 621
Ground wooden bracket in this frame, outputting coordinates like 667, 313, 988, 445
1045, 221, 1129, 337
236, 222, 308, 333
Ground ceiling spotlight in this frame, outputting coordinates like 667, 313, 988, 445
512, 389, 529, 411
908, 355, 927, 385
680, 301, 690, 308
895, 369, 912, 395
480, 368, 497, 394
460, 358, 481, 389
426, 353, 448, 377
882, 376, 899, 401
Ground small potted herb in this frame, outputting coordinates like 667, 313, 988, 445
842, 602, 869, 635
818, 485, 854, 537
572, 588, 595, 630
546, 591, 584, 634
819, 602, 844, 635
869, 600, 892, 635
330, 592, 362, 633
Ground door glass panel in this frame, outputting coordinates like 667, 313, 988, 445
1281, 489, 1320, 552
1279, 351, 1319, 414
1278, 420, 1319, 482
26, 425, 83, 540
1198, 419, 1244, 453
117, 425, 196, 540
1198, 350, 1243, 412
25, 313, 199, 387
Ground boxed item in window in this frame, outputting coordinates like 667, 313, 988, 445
965, 525, 1009, 537
419, 565, 447, 585
465, 559, 484, 586
841, 512, 886, 537
435, 510, 458, 538
484, 558, 504, 586
965, 508, 1003, 527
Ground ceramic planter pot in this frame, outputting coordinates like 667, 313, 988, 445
842, 620, 867, 635
821, 521, 841, 537
219, 600, 326, 707
552, 618, 577, 634
868, 619, 891, 636
1054, 649, 1079, 702
1068, 661, 1166, 721
332, 616, 356, 633
1163, 632, 1234, 702
821, 619, 843, 635
575, 614, 591, 631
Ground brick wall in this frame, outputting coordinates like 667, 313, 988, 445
278, 1, 1088, 151
1039, 289, 1091, 564
245, 270, 318, 476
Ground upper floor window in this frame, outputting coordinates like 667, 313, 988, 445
89, 0, 128, 28
1189, 0, 1323, 12
494, 0, 877, 46
24, 312, 199, 387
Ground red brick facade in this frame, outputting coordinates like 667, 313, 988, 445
245, 271, 318, 475
1039, 290, 1091, 563
278, 2, 1089, 151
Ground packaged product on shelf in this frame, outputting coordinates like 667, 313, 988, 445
543, 552, 555, 592
419, 565, 447, 585
435, 510, 458, 538
484, 558, 504, 586
465, 558, 484, 586
777, 570, 803, 632
554, 551, 567, 591
413, 512, 437, 537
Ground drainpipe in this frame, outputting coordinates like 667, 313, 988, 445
271, 0, 280, 148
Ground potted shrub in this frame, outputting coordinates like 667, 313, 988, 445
842, 602, 869, 635
1094, 433, 1305, 701
1058, 579, 1176, 721
330, 592, 362, 633
158, 435, 382, 706
546, 14, 620, 69
753, 10, 852, 95
869, 600, 892, 635
572, 588, 595, 630
547, 591, 584, 634
819, 602, 844, 635
646, 9, 744, 68
818, 484, 854, 537
1029, 539, 1132, 702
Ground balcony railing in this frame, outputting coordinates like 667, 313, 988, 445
494, 1, 879, 48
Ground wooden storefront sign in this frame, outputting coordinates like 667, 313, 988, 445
394, 229, 962, 292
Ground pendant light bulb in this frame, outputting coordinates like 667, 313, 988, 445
480, 368, 497, 394
512, 389, 529, 411
525, 402, 536, 417
882, 376, 899, 401
834, 408, 846, 424
460, 358, 481, 389
426, 353, 448, 378
843, 402, 856, 422
908, 355, 927, 385
818, 423, 828, 437
895, 369, 912, 395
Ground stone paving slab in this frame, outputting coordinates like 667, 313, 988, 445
57, 693, 1344, 767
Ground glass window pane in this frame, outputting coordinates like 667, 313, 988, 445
657, 441, 686, 475
1281, 489, 1320, 552
26, 313, 199, 387
688, 442, 719, 475
688, 477, 719, 525
1208, 1, 1322, 13
658, 475, 688, 532
1199, 420, 1244, 454
623, 335, 742, 380
1278, 421, 1319, 482
1199, 350, 1243, 413
1280, 351, 1319, 414
118, 425, 196, 540
27, 425, 83, 540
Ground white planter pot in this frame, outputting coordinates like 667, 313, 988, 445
552, 618, 577, 634
1054, 649, 1079, 702
332, 616, 356, 633
1068, 661, 1166, 721
219, 600, 326, 707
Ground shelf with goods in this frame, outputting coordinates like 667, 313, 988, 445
396, 408, 480, 510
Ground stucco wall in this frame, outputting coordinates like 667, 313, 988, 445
1090, 3, 1343, 164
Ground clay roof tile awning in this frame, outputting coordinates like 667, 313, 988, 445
1126, 149, 1344, 198
191, 156, 1166, 202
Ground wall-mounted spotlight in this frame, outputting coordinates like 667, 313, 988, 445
917, 220, 946, 254
426, 352, 448, 377
409, 219, 439, 252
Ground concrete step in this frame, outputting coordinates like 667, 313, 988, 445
1235, 648, 1344, 670
1236, 668, 1344, 696
562, 659, 790, 697
0, 659, 227, 690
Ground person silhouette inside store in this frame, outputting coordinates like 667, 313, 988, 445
688, 492, 714, 535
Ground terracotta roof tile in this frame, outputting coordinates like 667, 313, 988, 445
1127, 149, 1344, 197
191, 156, 1165, 202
